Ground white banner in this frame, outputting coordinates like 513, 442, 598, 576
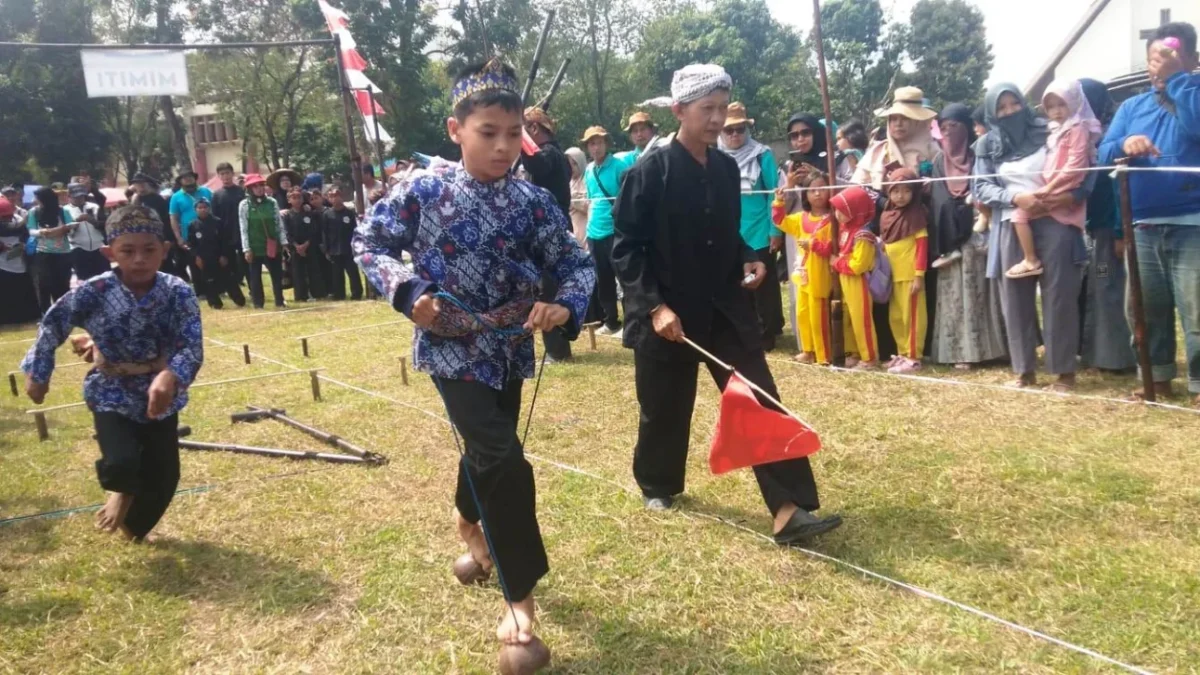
81, 50, 190, 98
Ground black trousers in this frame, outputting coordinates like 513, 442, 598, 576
751, 247, 784, 343
540, 272, 571, 360
290, 251, 326, 301
30, 252, 72, 314
200, 259, 246, 308
632, 311, 821, 515
435, 376, 547, 602
93, 412, 181, 539
329, 253, 363, 300
70, 248, 109, 281
249, 255, 285, 307
587, 235, 620, 331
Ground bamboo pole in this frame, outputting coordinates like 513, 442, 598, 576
310, 370, 322, 401
244, 405, 385, 463
811, 0, 845, 367
243, 344, 251, 364
301, 337, 310, 357
34, 412, 48, 441
520, 10, 556, 106
333, 32, 366, 215
8, 372, 17, 397
1117, 161, 1155, 402
180, 440, 367, 464
538, 58, 571, 112
586, 324, 598, 351
398, 356, 409, 386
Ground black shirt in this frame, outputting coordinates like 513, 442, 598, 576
321, 206, 358, 256
138, 193, 174, 244
283, 209, 320, 247
611, 139, 760, 361
187, 215, 227, 263
521, 139, 572, 221
212, 186, 246, 251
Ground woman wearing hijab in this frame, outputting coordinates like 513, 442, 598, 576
929, 103, 1008, 368
973, 83, 1088, 391
26, 186, 75, 314
719, 102, 784, 350
565, 147, 589, 247
1078, 78, 1137, 373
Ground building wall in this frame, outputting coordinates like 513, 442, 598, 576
1055, 1, 1200, 85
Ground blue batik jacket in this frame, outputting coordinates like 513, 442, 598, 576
354, 165, 596, 390
21, 271, 204, 422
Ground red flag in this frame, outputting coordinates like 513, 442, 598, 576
341, 48, 369, 72
354, 90, 386, 116
709, 373, 821, 475
521, 129, 540, 157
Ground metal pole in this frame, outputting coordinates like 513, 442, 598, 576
811, 0, 845, 367
368, 86, 385, 168
1117, 161, 1155, 402
333, 33, 366, 214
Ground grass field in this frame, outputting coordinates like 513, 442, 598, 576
2, 293, 1199, 674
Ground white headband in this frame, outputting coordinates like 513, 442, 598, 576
640, 63, 733, 108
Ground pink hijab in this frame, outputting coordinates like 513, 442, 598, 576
1042, 78, 1101, 147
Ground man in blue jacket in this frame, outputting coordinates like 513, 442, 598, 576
1099, 21, 1200, 405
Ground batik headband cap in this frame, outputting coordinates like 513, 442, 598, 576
451, 57, 520, 108
105, 205, 165, 243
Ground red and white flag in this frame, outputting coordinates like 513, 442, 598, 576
708, 373, 822, 475
354, 90, 386, 116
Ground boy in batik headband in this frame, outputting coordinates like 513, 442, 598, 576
22, 205, 203, 542
611, 63, 843, 540
354, 58, 595, 664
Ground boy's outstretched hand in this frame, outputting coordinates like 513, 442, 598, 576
524, 302, 570, 332
146, 370, 179, 419
25, 375, 48, 405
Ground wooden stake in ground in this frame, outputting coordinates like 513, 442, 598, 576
811, 0, 845, 367
243, 344, 251, 365
1117, 161, 1155, 402
8, 372, 17, 397
398, 356, 409, 386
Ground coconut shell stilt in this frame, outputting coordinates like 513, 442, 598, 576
453, 553, 491, 585
498, 636, 551, 675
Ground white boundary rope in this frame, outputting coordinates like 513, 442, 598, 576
569, 162, 1198, 203
201, 334, 1157, 674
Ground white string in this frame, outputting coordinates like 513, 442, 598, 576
202, 334, 1156, 673
569, 162, 1199, 204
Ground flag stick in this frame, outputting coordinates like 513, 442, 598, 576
333, 33, 366, 214
1117, 161, 1155, 402
811, 0, 845, 367
681, 337, 812, 426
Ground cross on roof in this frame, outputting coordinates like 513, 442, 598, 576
1140, 9, 1171, 40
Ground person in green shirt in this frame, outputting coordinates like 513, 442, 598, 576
582, 125, 634, 335
718, 102, 784, 351
237, 173, 289, 309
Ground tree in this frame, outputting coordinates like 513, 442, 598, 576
816, 0, 907, 124
634, 0, 805, 140
905, 0, 992, 109
154, 0, 192, 174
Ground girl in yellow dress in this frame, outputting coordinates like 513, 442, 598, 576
830, 186, 879, 369
879, 167, 929, 373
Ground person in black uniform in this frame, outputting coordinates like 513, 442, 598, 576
283, 187, 325, 301
188, 197, 246, 309
611, 64, 842, 544
521, 106, 575, 362
211, 162, 247, 287
320, 186, 363, 300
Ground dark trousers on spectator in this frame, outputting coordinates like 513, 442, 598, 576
70, 248, 109, 282
291, 251, 326, 301
31, 252, 72, 314
435, 376, 547, 602
540, 272, 572, 360
587, 235, 620, 331
751, 247, 784, 348
200, 259, 246, 309
329, 253, 363, 300
92, 412, 180, 540
249, 255, 285, 308
632, 311, 821, 514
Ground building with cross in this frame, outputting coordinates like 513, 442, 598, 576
1026, 1, 1200, 102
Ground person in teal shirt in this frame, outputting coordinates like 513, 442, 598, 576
582, 125, 634, 335
718, 102, 784, 350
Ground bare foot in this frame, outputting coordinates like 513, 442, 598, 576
455, 509, 493, 572
496, 594, 537, 645
95, 492, 133, 533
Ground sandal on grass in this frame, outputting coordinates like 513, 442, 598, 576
1005, 260, 1044, 279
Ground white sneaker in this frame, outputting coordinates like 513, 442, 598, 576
931, 250, 963, 269
595, 325, 618, 336
611, 328, 623, 340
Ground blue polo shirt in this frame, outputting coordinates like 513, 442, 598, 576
584, 153, 634, 239
169, 186, 214, 240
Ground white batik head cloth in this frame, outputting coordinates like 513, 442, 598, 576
640, 63, 733, 108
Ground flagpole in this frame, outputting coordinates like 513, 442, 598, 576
681, 338, 811, 426
368, 85, 385, 167
811, 0, 845, 367
333, 33, 365, 214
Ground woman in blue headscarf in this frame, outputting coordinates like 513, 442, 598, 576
973, 82, 1089, 391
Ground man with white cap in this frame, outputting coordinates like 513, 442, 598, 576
612, 64, 842, 543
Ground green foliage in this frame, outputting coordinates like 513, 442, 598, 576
905, 0, 993, 110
